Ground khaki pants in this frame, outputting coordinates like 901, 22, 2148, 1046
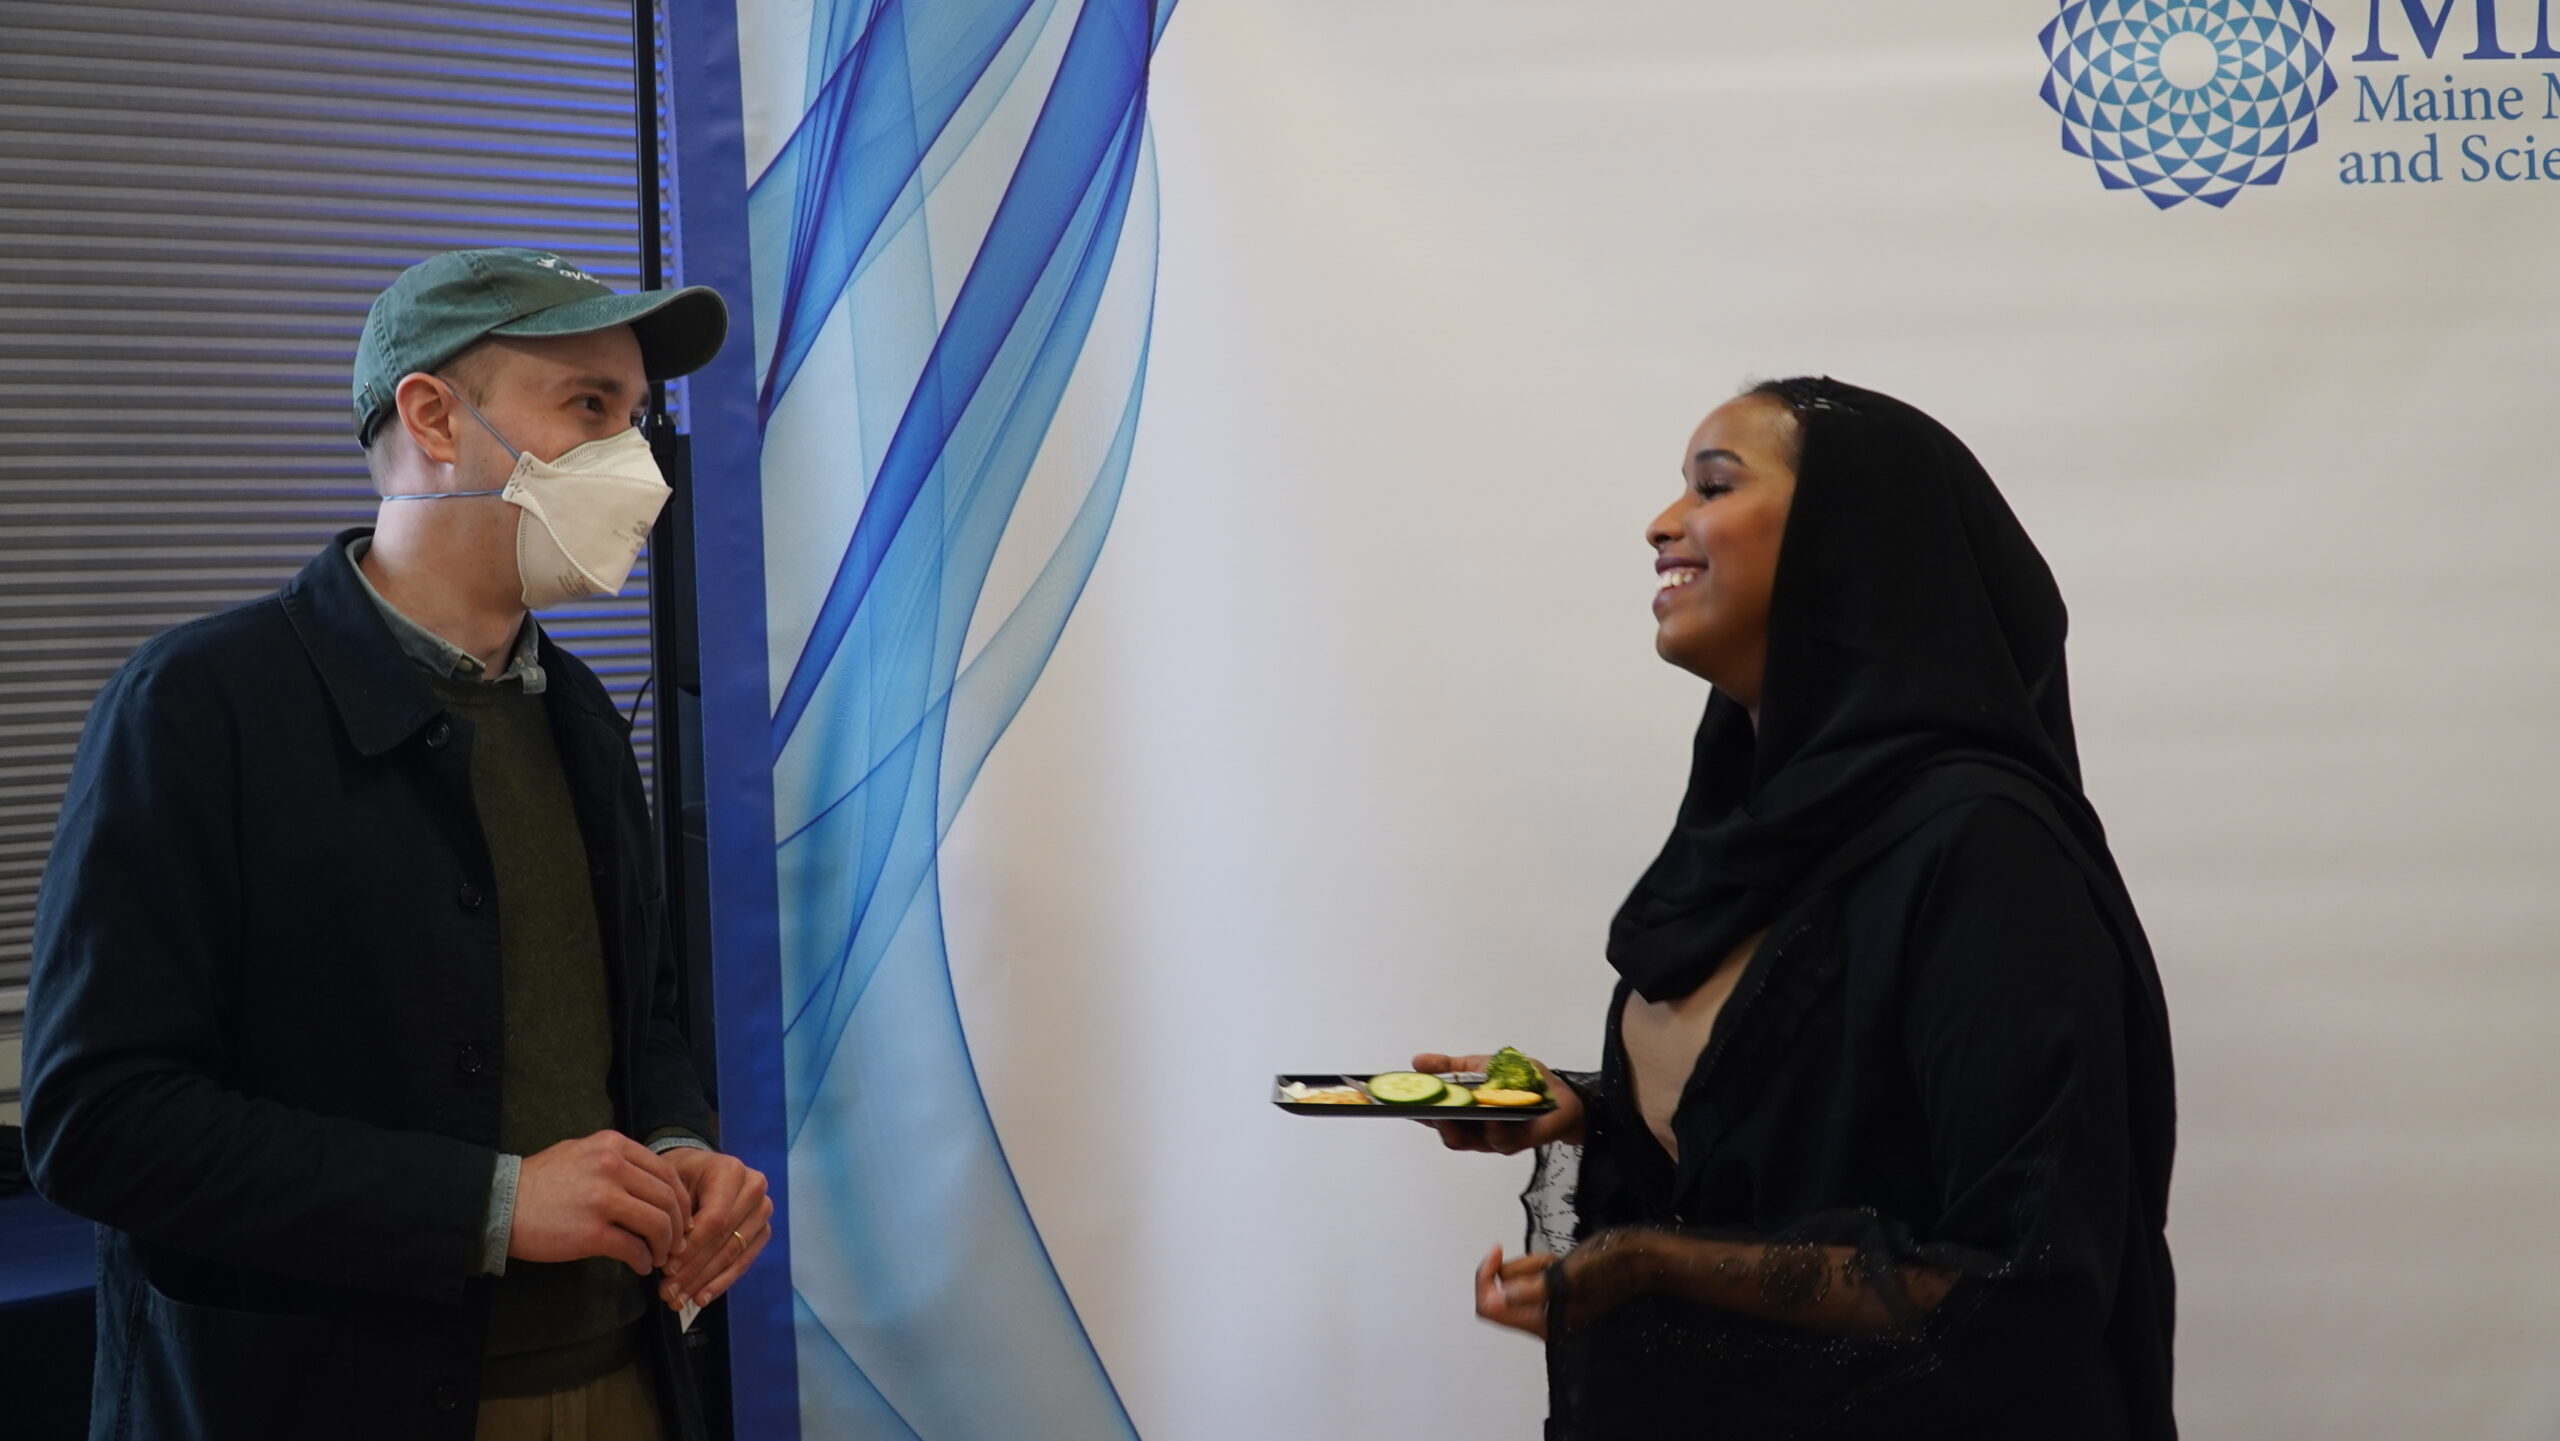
472, 1359, 669, 1441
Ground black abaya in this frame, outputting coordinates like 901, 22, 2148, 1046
1541, 379, 2176, 1439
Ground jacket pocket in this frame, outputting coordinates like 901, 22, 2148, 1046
120, 1274, 359, 1439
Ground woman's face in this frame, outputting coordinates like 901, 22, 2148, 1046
1647, 394, 1799, 710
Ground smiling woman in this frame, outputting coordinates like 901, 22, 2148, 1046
1429, 378, 2179, 1440
1644, 387, 1802, 717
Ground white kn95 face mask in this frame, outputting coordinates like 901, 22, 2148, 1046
381, 390, 671, 611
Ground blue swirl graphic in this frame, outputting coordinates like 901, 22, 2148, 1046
741, 0, 1171, 1433
2040, 0, 2339, 209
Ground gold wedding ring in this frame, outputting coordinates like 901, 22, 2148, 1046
730, 1228, 749, 1251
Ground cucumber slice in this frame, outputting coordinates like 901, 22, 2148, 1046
1433, 1084, 1476, 1107
1365, 1071, 1447, 1105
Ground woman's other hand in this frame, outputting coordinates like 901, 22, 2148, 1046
1475, 1230, 1660, 1339
1475, 1246, 1556, 1338
1411, 1052, 1585, 1153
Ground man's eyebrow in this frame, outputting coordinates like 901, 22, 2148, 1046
561, 373, 636, 397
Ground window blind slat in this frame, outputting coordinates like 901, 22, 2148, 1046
0, 0, 657, 1028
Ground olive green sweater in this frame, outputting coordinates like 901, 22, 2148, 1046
427, 672, 646, 1396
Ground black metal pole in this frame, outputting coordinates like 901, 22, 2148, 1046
632, 6, 733, 1435
634, 0, 666, 301
633, 0, 686, 1016
630, 0, 708, 1082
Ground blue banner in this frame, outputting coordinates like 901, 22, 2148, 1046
668, 1, 1171, 1434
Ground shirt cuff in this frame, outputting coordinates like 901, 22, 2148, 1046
647, 1129, 713, 1155
482, 1153, 522, 1277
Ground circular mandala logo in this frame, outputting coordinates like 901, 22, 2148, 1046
2039, 0, 2340, 209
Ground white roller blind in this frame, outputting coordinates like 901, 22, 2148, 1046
0, 0, 656, 1026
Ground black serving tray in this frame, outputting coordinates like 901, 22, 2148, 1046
1271, 1072, 1555, 1119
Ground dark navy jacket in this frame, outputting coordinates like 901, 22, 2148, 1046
21, 532, 718, 1440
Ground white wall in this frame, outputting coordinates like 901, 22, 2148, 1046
942, 4, 2560, 1437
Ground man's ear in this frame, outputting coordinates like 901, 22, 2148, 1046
392, 372, 463, 468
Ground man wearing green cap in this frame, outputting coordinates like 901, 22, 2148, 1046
24, 249, 765, 1441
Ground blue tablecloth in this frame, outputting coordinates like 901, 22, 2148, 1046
0, 1189, 93, 1305
0, 1189, 96, 1439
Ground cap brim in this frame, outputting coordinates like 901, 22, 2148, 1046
487, 285, 729, 382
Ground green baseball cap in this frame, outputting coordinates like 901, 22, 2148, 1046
352, 246, 728, 445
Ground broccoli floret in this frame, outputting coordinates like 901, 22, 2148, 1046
1483, 1047, 1544, 1094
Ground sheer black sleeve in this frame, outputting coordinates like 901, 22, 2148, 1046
1541, 801, 2141, 1436
1521, 1068, 1605, 1257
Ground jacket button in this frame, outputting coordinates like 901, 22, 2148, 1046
459, 1044, 484, 1076
425, 718, 451, 749
457, 881, 483, 911
432, 1382, 459, 1411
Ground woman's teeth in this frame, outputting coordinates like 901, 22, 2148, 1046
1656, 567, 1702, 592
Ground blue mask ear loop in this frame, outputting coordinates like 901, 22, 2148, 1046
378, 379, 522, 502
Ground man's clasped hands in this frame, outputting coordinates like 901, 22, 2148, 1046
508, 1131, 773, 1313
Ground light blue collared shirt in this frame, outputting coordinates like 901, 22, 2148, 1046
345, 537, 547, 695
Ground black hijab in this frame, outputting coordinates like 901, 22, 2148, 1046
1608, 377, 2098, 1002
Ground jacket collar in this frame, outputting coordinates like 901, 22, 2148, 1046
284, 528, 640, 758
281, 528, 444, 758
346, 535, 549, 694
535, 628, 634, 741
